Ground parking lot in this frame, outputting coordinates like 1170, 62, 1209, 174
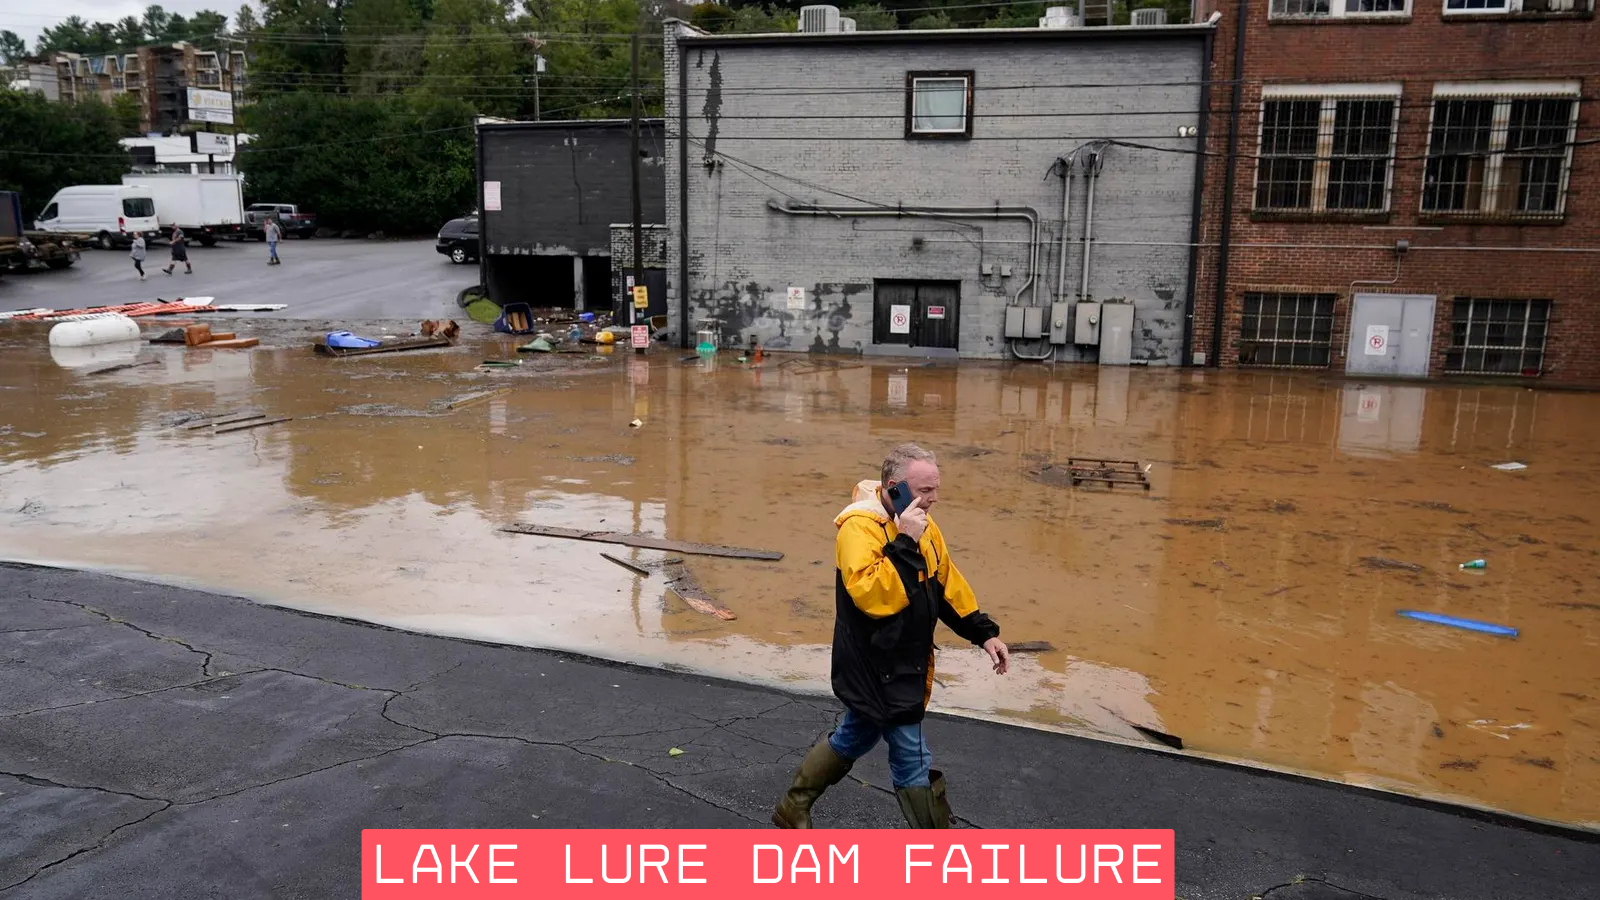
0, 236, 478, 321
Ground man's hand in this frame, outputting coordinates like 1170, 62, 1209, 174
895, 496, 929, 542
982, 638, 1009, 675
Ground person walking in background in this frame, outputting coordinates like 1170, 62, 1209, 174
772, 442, 1009, 829
161, 226, 192, 275
129, 234, 146, 280
265, 218, 282, 266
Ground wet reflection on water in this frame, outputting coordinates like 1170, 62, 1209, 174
1, 321, 1596, 828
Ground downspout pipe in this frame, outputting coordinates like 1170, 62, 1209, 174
1212, 0, 1248, 368
676, 33, 691, 350
1181, 28, 1214, 367
1078, 148, 1102, 301
770, 200, 1041, 306
1055, 155, 1075, 303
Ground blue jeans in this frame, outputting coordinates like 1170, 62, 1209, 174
268, 240, 279, 262
828, 709, 931, 789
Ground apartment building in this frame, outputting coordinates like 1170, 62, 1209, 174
9, 43, 248, 135
1193, 0, 1598, 383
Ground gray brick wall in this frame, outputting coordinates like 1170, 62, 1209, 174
610, 224, 669, 311
664, 24, 1206, 361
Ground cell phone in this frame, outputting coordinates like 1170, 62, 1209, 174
887, 481, 914, 516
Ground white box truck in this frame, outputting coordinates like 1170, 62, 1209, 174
121, 174, 245, 246
33, 185, 161, 250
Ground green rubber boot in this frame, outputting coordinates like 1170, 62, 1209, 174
772, 739, 854, 829
896, 769, 954, 828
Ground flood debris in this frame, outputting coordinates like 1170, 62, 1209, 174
212, 416, 293, 434
1459, 559, 1487, 570
1065, 458, 1153, 491
315, 321, 458, 357
181, 411, 265, 429
630, 418, 643, 428
4, 300, 212, 321
662, 561, 737, 620
1490, 462, 1528, 472
445, 388, 510, 411
1005, 640, 1057, 653
599, 552, 651, 577
499, 523, 783, 560
1166, 517, 1226, 530
83, 357, 159, 376
1097, 705, 1184, 750
1361, 556, 1424, 573
180, 323, 259, 349
1397, 609, 1518, 638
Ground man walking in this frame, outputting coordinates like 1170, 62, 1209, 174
265, 218, 282, 265
129, 233, 146, 280
161, 225, 191, 275
773, 443, 1009, 829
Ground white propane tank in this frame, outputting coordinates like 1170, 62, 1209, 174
50, 339, 142, 370
48, 314, 141, 348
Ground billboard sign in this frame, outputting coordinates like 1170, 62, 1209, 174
186, 88, 234, 125
190, 131, 232, 155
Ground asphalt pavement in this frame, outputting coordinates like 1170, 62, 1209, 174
2, 563, 1596, 899
0, 237, 475, 320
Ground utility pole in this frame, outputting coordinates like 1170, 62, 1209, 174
629, 30, 645, 354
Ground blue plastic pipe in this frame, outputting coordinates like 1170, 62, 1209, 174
1398, 610, 1519, 638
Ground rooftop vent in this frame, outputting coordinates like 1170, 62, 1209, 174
840, 16, 857, 31
799, 5, 843, 33
1131, 7, 1169, 24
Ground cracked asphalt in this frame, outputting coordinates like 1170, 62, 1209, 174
2, 562, 1597, 900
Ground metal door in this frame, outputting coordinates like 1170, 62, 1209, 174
873, 281, 959, 349
1345, 293, 1436, 377
914, 282, 959, 349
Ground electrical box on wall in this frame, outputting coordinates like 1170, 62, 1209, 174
1048, 302, 1071, 345
1004, 306, 1025, 339
1075, 301, 1101, 345
1022, 307, 1044, 339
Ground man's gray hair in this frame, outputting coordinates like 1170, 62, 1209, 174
881, 442, 937, 485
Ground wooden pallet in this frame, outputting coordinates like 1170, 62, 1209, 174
1065, 458, 1151, 490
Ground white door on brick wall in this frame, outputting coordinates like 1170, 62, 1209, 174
1346, 293, 1435, 378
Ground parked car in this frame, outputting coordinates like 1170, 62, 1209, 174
436, 216, 479, 264
33, 185, 160, 249
243, 203, 317, 240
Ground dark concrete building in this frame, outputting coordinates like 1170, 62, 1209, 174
477, 119, 666, 311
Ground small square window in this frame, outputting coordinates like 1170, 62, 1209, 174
906, 71, 973, 140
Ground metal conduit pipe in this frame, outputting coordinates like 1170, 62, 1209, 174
1055, 155, 1075, 303
1078, 149, 1103, 302
769, 200, 1041, 306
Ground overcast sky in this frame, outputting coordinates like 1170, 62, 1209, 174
2, 3, 247, 51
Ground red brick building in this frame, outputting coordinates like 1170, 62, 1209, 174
1192, 0, 1598, 384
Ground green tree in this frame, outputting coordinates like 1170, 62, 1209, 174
0, 30, 26, 63
188, 11, 233, 49
728, 4, 796, 33
36, 17, 93, 54
344, 0, 426, 95
689, 2, 737, 32
142, 6, 173, 41
907, 11, 954, 28
113, 17, 147, 49
249, 0, 347, 93
420, 0, 520, 116
110, 92, 143, 135
841, 4, 897, 30
520, 0, 657, 120
0, 89, 131, 215
234, 3, 261, 34
238, 91, 477, 233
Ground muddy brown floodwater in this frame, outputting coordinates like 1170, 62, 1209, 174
2, 318, 1598, 829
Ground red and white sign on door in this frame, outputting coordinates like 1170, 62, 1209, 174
926, 305, 946, 319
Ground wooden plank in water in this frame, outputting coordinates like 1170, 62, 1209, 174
500, 523, 782, 561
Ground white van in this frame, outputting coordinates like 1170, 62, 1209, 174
33, 185, 161, 250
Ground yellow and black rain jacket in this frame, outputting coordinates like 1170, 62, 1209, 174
830, 479, 1000, 726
